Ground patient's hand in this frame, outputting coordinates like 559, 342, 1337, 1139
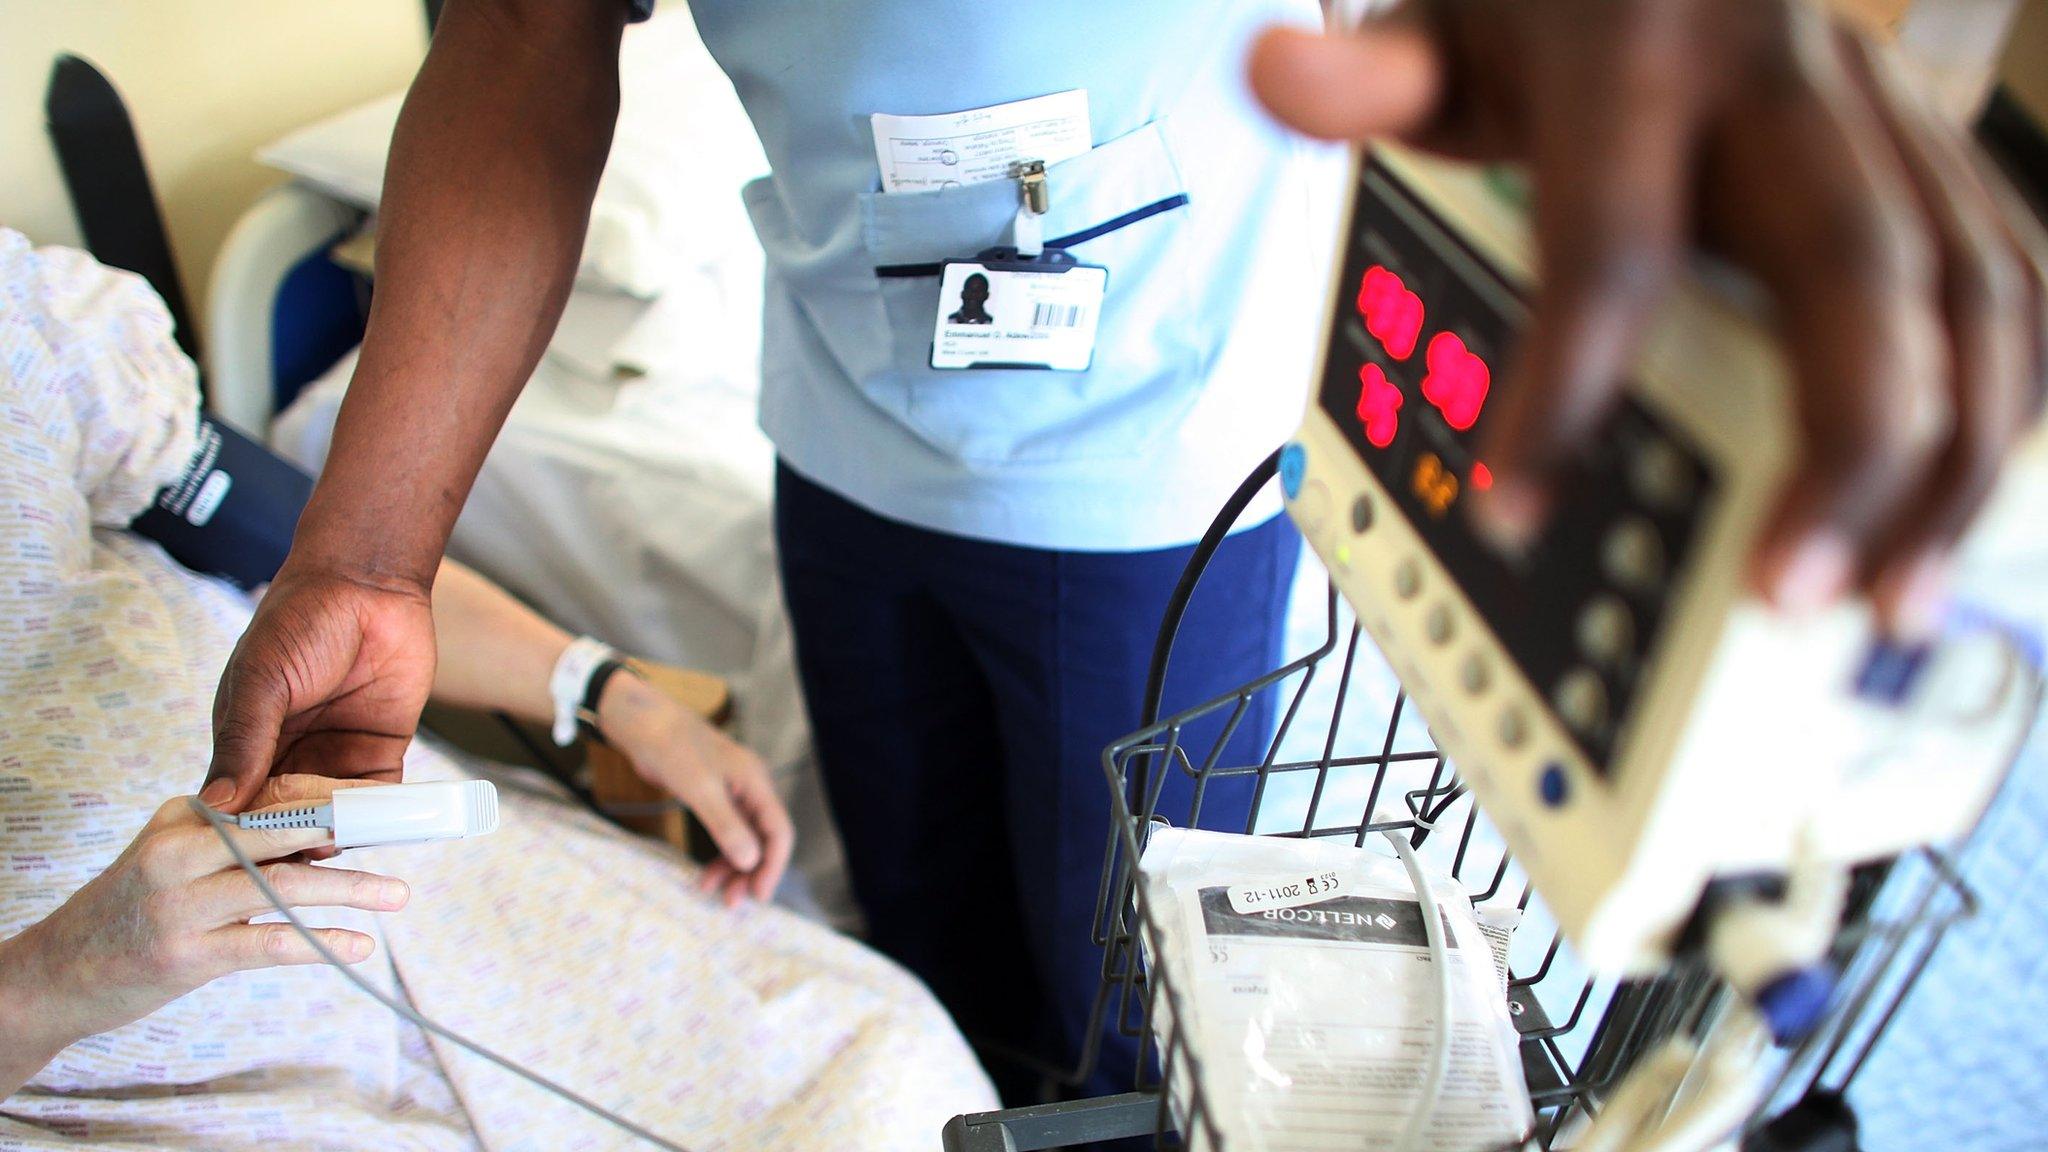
597, 675, 795, 907
0, 776, 409, 1095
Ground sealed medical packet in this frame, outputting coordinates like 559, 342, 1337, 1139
1138, 827, 1533, 1152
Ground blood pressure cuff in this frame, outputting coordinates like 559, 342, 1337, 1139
128, 415, 312, 590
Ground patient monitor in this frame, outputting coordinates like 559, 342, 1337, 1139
1281, 143, 2039, 974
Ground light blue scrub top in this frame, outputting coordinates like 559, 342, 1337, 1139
684, 0, 1338, 551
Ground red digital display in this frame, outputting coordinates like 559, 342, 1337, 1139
1356, 363, 1402, 448
1356, 265, 1424, 361
1351, 265, 1493, 467
1421, 331, 1490, 432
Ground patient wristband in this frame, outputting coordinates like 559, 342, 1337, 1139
579, 658, 639, 746
552, 635, 638, 746
549, 637, 619, 747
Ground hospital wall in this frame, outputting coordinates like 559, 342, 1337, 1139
0, 0, 425, 321
0, 0, 2044, 315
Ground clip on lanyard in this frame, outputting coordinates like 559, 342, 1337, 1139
1012, 158, 1048, 259
928, 156, 1106, 371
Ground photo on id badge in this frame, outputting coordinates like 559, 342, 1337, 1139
930, 259, 1108, 372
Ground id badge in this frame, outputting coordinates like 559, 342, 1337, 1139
931, 248, 1108, 372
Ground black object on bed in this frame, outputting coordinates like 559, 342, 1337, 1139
130, 415, 313, 592
44, 54, 204, 375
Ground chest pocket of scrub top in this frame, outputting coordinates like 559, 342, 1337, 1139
859, 120, 1202, 466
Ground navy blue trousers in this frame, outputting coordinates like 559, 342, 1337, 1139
775, 463, 1300, 1100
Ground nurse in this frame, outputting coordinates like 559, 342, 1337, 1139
204, 0, 2044, 1101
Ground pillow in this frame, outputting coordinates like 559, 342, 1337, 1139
256, 8, 767, 298
253, 91, 402, 210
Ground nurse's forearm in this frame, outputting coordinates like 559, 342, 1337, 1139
290, 0, 629, 594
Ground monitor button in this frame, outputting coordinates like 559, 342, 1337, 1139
1628, 436, 1695, 511
1279, 441, 1307, 498
1293, 480, 1332, 534
1426, 603, 1456, 646
1576, 594, 1636, 667
1460, 653, 1490, 695
1601, 517, 1666, 594
1394, 557, 1424, 600
1553, 667, 1609, 735
1498, 706, 1529, 749
1351, 493, 1375, 534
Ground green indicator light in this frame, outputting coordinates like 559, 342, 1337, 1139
1482, 166, 1530, 211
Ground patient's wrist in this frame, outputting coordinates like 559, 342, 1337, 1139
0, 926, 81, 1094
593, 664, 664, 736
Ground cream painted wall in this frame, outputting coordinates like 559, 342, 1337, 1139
0, 0, 426, 320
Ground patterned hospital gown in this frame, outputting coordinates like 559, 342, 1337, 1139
0, 231, 996, 1150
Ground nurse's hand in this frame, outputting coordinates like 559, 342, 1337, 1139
0, 776, 407, 1097
1250, 0, 2047, 636
596, 672, 795, 907
204, 566, 437, 813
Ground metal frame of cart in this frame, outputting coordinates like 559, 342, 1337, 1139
943, 452, 2016, 1152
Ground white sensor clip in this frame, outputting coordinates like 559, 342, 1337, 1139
237, 780, 501, 848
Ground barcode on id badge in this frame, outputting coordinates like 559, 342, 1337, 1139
1031, 302, 1087, 329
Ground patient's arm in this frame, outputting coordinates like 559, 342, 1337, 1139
427, 560, 793, 905
0, 777, 406, 1098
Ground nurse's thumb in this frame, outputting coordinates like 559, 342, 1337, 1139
205, 640, 292, 815
1246, 21, 1443, 144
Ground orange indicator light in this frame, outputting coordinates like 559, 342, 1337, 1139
1411, 452, 1459, 518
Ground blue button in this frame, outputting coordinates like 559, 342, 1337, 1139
1538, 763, 1569, 807
1852, 640, 1932, 706
1756, 964, 1837, 1044
1279, 442, 1307, 500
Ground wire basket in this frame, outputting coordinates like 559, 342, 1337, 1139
943, 454, 1997, 1152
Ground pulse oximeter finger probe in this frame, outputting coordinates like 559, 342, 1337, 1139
235, 780, 502, 848
187, 787, 684, 1147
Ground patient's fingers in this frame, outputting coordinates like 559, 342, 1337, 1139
205, 818, 337, 872
732, 773, 793, 903
209, 922, 377, 974
187, 862, 409, 927
680, 777, 765, 876
721, 871, 750, 910
145, 800, 332, 887
697, 860, 722, 891
698, 858, 735, 897
697, 858, 750, 908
